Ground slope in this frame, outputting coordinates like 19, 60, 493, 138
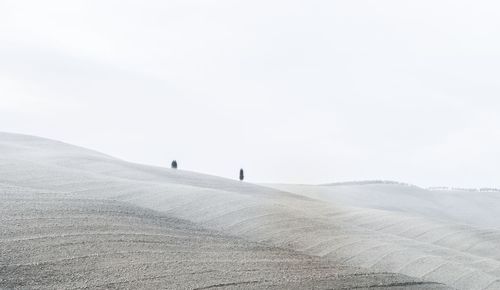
0, 132, 488, 289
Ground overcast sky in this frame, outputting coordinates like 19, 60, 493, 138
1, 0, 500, 187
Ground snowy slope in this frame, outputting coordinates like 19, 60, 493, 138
1, 132, 498, 289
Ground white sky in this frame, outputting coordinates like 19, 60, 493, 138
1, 0, 500, 187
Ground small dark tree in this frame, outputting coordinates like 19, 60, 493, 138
239, 168, 244, 181
171, 160, 178, 169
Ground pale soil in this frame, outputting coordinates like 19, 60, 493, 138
0, 132, 488, 289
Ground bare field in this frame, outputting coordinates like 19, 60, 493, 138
4, 193, 439, 289
2, 132, 493, 289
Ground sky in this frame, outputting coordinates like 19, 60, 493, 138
1, 0, 500, 187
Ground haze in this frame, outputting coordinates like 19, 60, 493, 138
1, 0, 500, 187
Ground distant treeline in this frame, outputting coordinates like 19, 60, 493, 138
428, 187, 500, 192
324, 180, 416, 187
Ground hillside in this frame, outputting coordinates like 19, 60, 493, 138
2, 132, 498, 289
267, 182, 500, 229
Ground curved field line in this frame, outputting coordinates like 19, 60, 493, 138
420, 262, 450, 279
346, 281, 445, 289
2, 248, 297, 268
71, 270, 220, 289
430, 229, 477, 244
300, 234, 369, 252
199, 204, 269, 224
464, 235, 500, 252
342, 244, 393, 264
316, 239, 382, 260
364, 249, 410, 269
482, 278, 500, 290
224, 213, 285, 231
225, 213, 285, 235
0, 232, 204, 243
448, 269, 482, 287
395, 255, 439, 273
340, 218, 500, 265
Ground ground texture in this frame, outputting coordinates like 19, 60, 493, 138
1, 132, 495, 289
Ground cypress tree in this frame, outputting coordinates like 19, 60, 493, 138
239, 168, 244, 181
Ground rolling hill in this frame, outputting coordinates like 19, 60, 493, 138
2, 132, 498, 289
